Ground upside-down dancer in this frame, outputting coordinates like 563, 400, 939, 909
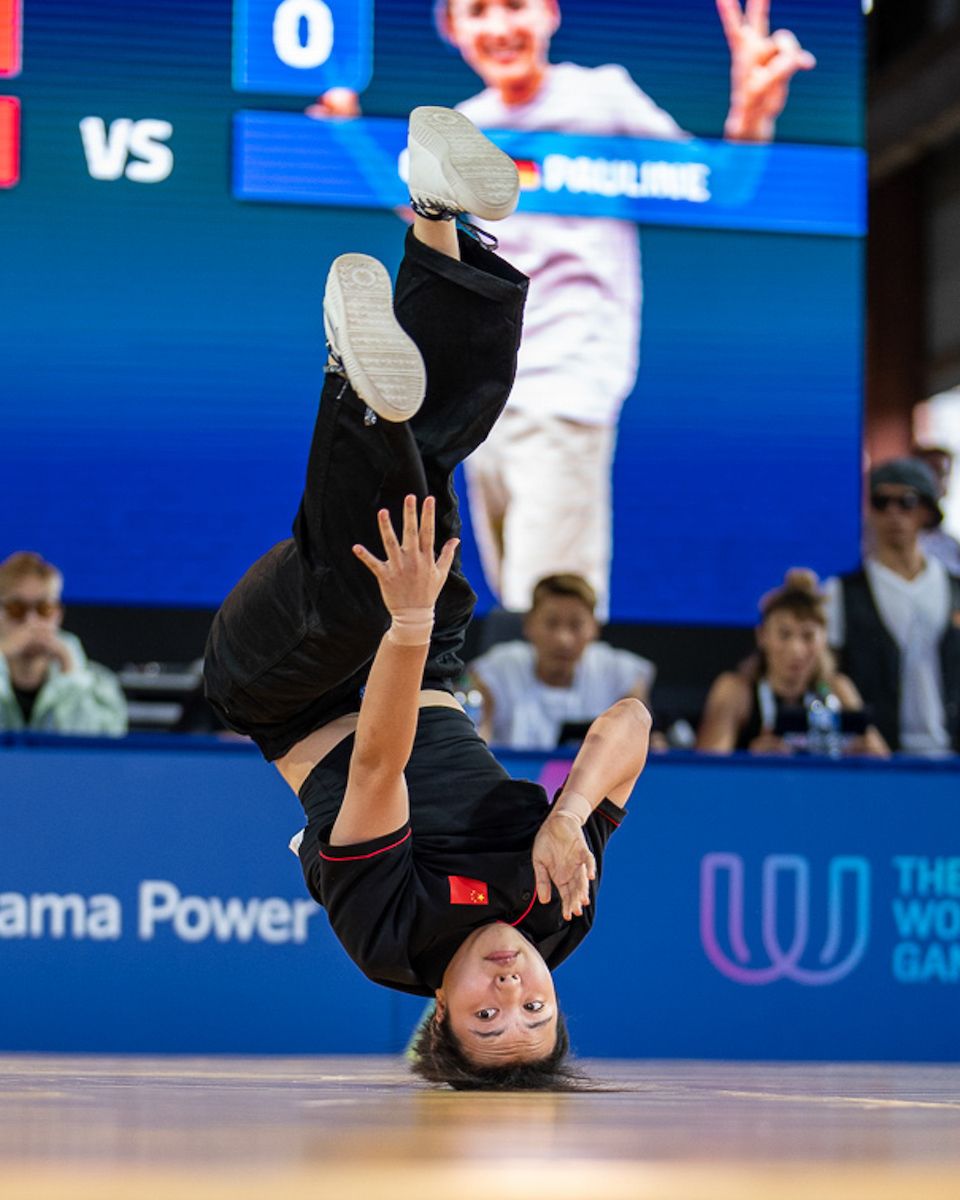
203, 107, 651, 1089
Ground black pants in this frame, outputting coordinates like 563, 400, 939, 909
203, 229, 528, 760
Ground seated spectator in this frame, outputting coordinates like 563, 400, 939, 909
0, 551, 127, 735
469, 574, 654, 749
697, 568, 888, 757
823, 458, 960, 756
912, 445, 960, 576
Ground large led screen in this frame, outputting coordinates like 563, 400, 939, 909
1, 0, 865, 623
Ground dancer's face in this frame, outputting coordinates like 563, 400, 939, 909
445, 0, 559, 94
436, 923, 559, 1065
757, 610, 825, 693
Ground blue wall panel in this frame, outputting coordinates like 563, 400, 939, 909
2, 737, 957, 1061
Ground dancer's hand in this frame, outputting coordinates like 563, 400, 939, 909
532, 815, 597, 921
352, 495, 458, 615
717, 0, 816, 142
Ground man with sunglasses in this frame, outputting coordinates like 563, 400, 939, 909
0, 552, 127, 735
823, 460, 960, 756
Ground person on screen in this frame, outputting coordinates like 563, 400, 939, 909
469, 573, 654, 748
823, 459, 960, 757
0, 551, 128, 735
696, 568, 888, 757
311, 0, 815, 619
204, 108, 651, 1091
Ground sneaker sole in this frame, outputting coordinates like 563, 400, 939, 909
324, 254, 425, 423
410, 106, 519, 221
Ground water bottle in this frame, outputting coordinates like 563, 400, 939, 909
806, 692, 842, 759
454, 676, 484, 730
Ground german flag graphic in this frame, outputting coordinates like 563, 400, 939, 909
513, 158, 542, 191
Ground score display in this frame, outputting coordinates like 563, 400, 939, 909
233, 0, 373, 94
1, 0, 866, 625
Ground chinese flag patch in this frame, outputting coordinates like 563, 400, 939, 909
449, 875, 489, 905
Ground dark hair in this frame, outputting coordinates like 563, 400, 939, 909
408, 1008, 579, 1091
738, 568, 833, 688
531, 573, 597, 615
758, 567, 826, 627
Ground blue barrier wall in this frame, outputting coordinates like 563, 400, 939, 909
2, 735, 958, 1060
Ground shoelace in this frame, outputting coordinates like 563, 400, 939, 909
324, 348, 375, 420
408, 197, 499, 251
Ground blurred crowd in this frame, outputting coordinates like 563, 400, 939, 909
2, 450, 958, 760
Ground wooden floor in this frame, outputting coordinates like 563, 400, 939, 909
1, 1056, 959, 1199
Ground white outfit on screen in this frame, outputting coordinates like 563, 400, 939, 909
457, 64, 686, 617
824, 557, 953, 756
470, 637, 655, 750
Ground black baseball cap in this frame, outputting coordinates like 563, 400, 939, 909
869, 458, 943, 527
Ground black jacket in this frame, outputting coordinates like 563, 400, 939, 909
838, 566, 960, 752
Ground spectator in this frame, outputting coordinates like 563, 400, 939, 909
469, 573, 654, 748
697, 569, 888, 756
912, 445, 960, 575
0, 552, 127, 735
824, 459, 960, 756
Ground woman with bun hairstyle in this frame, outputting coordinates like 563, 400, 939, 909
697, 569, 889, 757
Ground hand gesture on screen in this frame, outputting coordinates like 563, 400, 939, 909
532, 814, 597, 922
352, 495, 458, 617
306, 88, 361, 119
716, 0, 816, 143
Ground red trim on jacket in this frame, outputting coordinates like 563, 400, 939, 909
319, 828, 412, 863
509, 891, 537, 927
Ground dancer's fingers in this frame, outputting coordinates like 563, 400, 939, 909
419, 495, 436, 555
352, 543, 385, 577
401, 494, 419, 550
534, 860, 552, 905
377, 508, 401, 558
436, 537, 459, 577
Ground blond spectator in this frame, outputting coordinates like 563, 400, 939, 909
0, 552, 127, 735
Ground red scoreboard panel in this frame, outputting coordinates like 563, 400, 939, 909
0, 0, 21, 75
0, 94, 19, 186
0, 0, 21, 187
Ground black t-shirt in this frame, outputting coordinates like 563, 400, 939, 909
13, 685, 39, 723
297, 707, 625, 997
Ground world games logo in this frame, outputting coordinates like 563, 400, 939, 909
700, 853, 871, 985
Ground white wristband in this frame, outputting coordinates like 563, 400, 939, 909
386, 607, 435, 646
550, 790, 592, 827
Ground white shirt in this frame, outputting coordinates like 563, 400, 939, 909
824, 556, 953, 755
921, 527, 960, 576
470, 638, 655, 750
458, 63, 686, 426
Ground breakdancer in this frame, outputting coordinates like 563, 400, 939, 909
204, 107, 651, 1089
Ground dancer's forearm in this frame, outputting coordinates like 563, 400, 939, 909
555, 699, 651, 813
351, 631, 430, 779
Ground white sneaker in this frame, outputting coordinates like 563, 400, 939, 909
323, 254, 426, 423
408, 106, 519, 223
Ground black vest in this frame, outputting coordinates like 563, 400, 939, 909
838, 567, 960, 752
